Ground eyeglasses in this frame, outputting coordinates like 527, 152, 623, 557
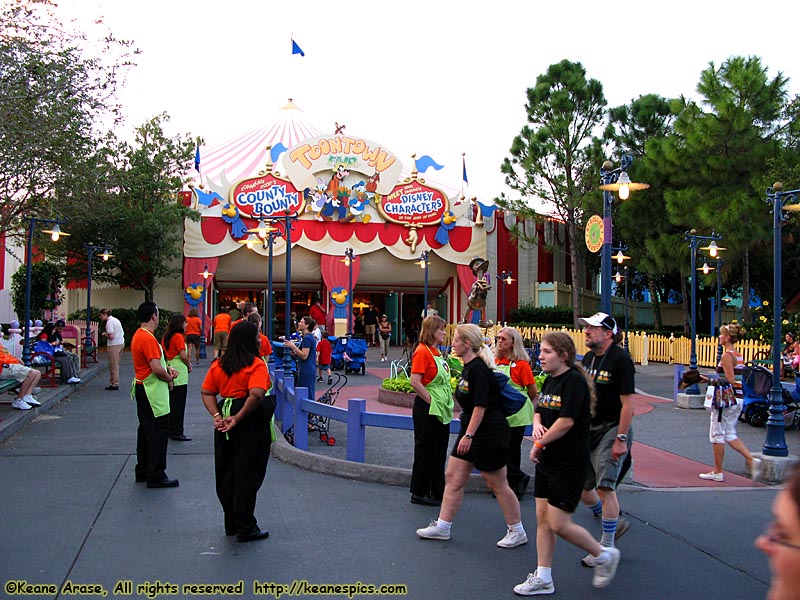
762, 522, 800, 551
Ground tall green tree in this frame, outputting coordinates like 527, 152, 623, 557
0, 0, 136, 236
499, 60, 606, 325
57, 113, 198, 302
653, 56, 791, 324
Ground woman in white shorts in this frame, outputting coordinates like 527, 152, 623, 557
698, 323, 753, 482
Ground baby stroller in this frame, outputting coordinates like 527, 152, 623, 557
740, 363, 800, 428
308, 372, 347, 446
332, 335, 367, 375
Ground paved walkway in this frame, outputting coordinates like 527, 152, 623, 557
0, 345, 784, 599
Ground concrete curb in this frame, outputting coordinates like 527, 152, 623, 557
0, 362, 105, 445
271, 433, 492, 493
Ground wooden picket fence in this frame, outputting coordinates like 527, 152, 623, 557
444, 324, 770, 368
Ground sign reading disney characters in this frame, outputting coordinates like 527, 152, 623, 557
379, 180, 448, 225
230, 174, 303, 218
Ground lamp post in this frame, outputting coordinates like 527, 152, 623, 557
761, 182, 800, 457
712, 259, 726, 364
418, 250, 430, 317
598, 156, 649, 314
244, 216, 278, 340
265, 230, 279, 342
344, 248, 354, 335
684, 229, 724, 394
496, 271, 513, 325
84, 244, 113, 353
198, 264, 214, 360
22, 217, 68, 365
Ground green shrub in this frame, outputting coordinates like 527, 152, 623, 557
68, 307, 178, 347
509, 304, 574, 326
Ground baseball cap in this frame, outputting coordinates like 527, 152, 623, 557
578, 312, 618, 335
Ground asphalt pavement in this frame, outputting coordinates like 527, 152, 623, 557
0, 346, 788, 599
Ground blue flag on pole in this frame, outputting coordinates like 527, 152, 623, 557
291, 39, 305, 57
194, 144, 201, 174
462, 155, 469, 185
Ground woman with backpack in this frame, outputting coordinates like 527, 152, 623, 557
416, 323, 527, 549
495, 327, 538, 500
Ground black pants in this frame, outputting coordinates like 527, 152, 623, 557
410, 396, 450, 500
135, 384, 170, 483
168, 384, 187, 437
506, 425, 527, 487
215, 397, 274, 535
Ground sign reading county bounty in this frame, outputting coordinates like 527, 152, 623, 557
230, 172, 304, 219
585, 214, 604, 253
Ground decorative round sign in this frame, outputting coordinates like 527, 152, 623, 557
585, 215, 604, 253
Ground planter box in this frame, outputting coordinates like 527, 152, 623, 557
377, 388, 415, 408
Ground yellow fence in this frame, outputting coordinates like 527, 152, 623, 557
444, 324, 770, 368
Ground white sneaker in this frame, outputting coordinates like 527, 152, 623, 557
592, 547, 621, 588
22, 395, 40, 406
497, 528, 528, 548
581, 552, 601, 567
416, 519, 450, 540
513, 571, 554, 596
11, 398, 32, 410
67, 376, 82, 384
699, 471, 724, 482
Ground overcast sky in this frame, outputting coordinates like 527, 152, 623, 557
57, 0, 800, 202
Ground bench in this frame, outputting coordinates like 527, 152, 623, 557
0, 378, 20, 395
31, 352, 60, 387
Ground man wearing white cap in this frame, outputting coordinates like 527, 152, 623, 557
577, 312, 635, 567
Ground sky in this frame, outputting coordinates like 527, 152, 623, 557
55, 0, 800, 203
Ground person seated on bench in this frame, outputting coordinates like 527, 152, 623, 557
35, 323, 81, 384
0, 345, 42, 410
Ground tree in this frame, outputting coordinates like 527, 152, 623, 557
11, 260, 62, 322
0, 0, 136, 237
499, 60, 606, 325
56, 113, 198, 302
653, 56, 791, 324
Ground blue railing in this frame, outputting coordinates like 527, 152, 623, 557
271, 367, 463, 463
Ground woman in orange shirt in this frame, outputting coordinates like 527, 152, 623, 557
185, 308, 202, 366
162, 314, 192, 441
409, 315, 453, 506
201, 321, 274, 543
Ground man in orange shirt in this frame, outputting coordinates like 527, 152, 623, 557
131, 301, 179, 488
0, 345, 42, 410
212, 307, 232, 359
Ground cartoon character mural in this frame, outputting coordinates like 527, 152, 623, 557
346, 181, 371, 223
321, 165, 351, 221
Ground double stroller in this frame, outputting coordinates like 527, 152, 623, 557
331, 335, 367, 375
739, 362, 800, 428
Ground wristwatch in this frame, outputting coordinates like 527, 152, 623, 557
464, 433, 474, 439
616, 433, 628, 442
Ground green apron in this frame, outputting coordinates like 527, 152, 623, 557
261, 357, 276, 442
425, 347, 454, 425
498, 362, 534, 427
167, 343, 189, 386
130, 329, 170, 418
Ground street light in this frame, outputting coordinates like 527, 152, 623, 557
344, 248, 355, 335
761, 182, 800, 457
417, 250, 430, 317
684, 229, 724, 394
244, 216, 278, 341
198, 264, 214, 360
712, 258, 726, 364
496, 271, 514, 325
22, 217, 69, 365
84, 244, 113, 354
598, 156, 649, 314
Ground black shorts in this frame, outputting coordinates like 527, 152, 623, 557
186, 334, 202, 346
534, 462, 588, 513
451, 420, 509, 473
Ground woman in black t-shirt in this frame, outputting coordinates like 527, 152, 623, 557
416, 324, 527, 549
513, 332, 621, 595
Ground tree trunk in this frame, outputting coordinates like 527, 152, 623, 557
741, 249, 750, 323
681, 271, 690, 335
568, 221, 581, 328
648, 274, 663, 331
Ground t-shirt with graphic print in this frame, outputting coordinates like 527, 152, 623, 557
582, 343, 635, 426
535, 367, 591, 468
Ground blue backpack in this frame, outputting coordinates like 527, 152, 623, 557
494, 370, 528, 416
